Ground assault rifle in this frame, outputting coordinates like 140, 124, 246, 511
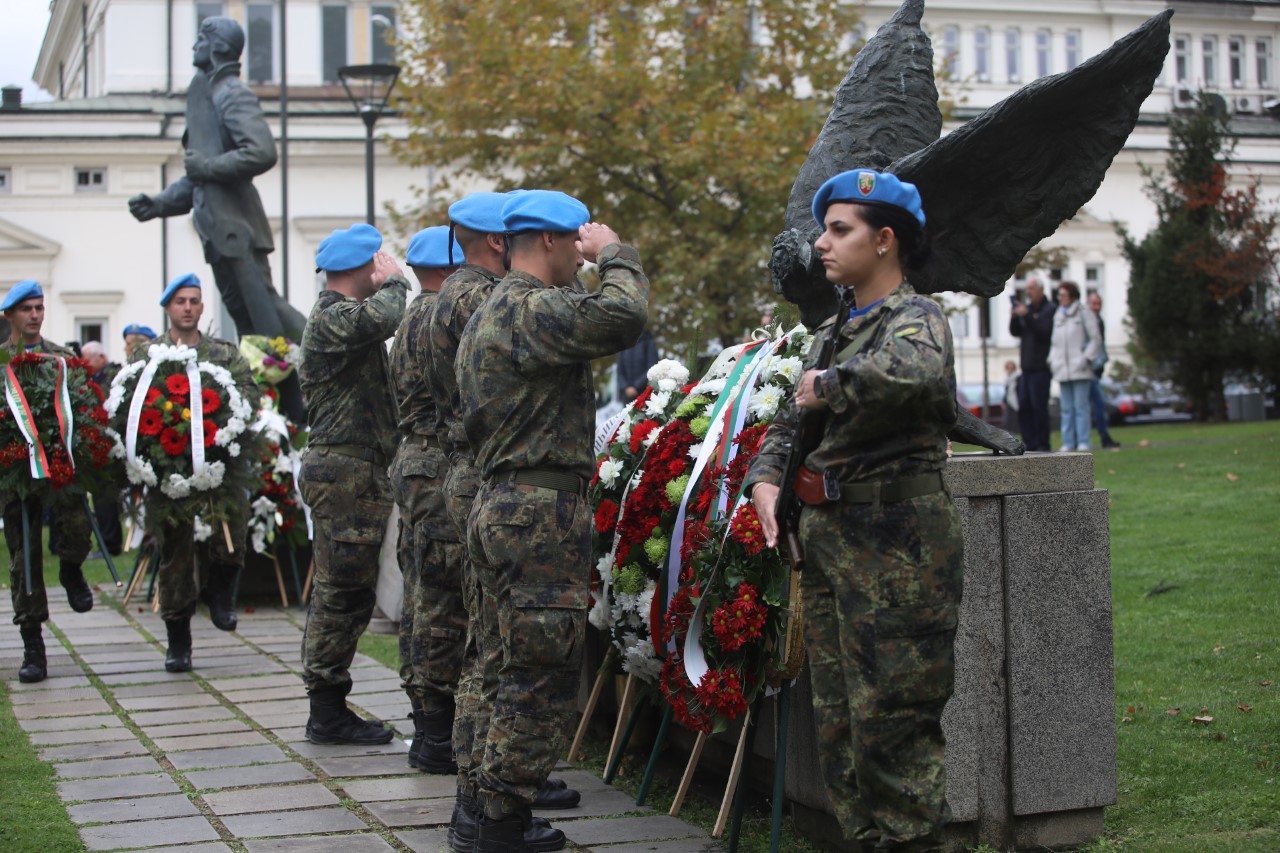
775, 288, 853, 573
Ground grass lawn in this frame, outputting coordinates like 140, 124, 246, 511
1, 419, 1274, 851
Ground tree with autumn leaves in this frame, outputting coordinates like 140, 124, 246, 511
1121, 95, 1280, 421
391, 0, 859, 349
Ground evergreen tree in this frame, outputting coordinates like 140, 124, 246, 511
1120, 95, 1278, 421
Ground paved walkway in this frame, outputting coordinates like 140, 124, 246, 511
2, 588, 721, 853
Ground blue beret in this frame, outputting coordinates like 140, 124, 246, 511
448, 192, 512, 234
0, 280, 43, 311
316, 223, 382, 272
159, 272, 201, 307
501, 190, 590, 234
405, 226, 463, 269
122, 323, 158, 339
811, 169, 926, 230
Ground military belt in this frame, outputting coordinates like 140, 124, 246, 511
499, 468, 588, 499
840, 471, 944, 505
317, 443, 389, 468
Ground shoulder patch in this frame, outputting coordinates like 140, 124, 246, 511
894, 326, 921, 338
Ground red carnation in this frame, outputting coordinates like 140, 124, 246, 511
202, 420, 218, 448
594, 499, 619, 534
138, 408, 164, 436
165, 373, 191, 397
159, 427, 189, 456
201, 387, 222, 414
629, 420, 660, 454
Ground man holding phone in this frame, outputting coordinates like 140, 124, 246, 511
1009, 279, 1055, 451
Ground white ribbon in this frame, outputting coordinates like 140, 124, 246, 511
186, 357, 206, 477
124, 358, 164, 466
252, 406, 314, 540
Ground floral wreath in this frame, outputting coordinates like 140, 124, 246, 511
106, 343, 258, 539
247, 392, 309, 554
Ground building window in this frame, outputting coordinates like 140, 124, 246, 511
371, 6, 397, 66
1065, 29, 1082, 71
77, 318, 107, 345
1006, 28, 1021, 83
975, 27, 991, 82
0, 168, 10, 193
1202, 36, 1218, 86
1035, 29, 1051, 78
1174, 34, 1190, 83
951, 311, 970, 340
75, 168, 107, 193
1085, 263, 1104, 293
1258, 38, 1274, 89
246, 4, 275, 83
1229, 36, 1245, 88
941, 26, 959, 78
195, 2, 224, 30
322, 4, 349, 84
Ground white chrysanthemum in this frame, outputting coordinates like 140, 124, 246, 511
642, 427, 662, 450
748, 385, 785, 421
691, 377, 726, 397
125, 457, 157, 487
615, 589, 641, 617
595, 553, 615, 584
643, 390, 671, 417
252, 496, 277, 518
614, 418, 631, 447
250, 525, 268, 554
598, 458, 623, 489
272, 453, 295, 475
192, 515, 213, 543
622, 640, 663, 683
767, 356, 804, 385
630, 469, 644, 490
588, 595, 611, 631
646, 359, 689, 392
216, 417, 246, 446
637, 579, 657, 624
160, 473, 191, 499
227, 442, 241, 458
687, 441, 703, 460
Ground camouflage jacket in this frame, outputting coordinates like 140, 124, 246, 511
422, 264, 502, 458
299, 277, 408, 461
456, 244, 648, 480
389, 288, 439, 439
129, 332, 262, 412
744, 281, 957, 490
1, 338, 77, 360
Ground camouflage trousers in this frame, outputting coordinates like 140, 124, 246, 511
446, 454, 488, 793
298, 447, 394, 695
466, 479, 590, 810
798, 489, 964, 852
390, 437, 466, 712
152, 499, 248, 622
4, 494, 92, 625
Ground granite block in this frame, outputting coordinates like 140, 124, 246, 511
1004, 489, 1116, 816
945, 452, 1094, 498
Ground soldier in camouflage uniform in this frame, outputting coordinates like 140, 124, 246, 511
389, 225, 465, 772
0, 280, 95, 683
455, 191, 648, 852
747, 171, 963, 853
298, 224, 406, 745
134, 274, 259, 672
425, 193, 576, 853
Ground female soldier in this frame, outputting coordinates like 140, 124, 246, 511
746, 169, 964, 852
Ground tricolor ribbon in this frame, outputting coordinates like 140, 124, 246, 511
4, 355, 75, 479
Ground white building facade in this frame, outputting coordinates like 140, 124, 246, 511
1, 0, 1278, 382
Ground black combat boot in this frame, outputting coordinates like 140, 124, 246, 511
200, 563, 238, 631
407, 704, 426, 769
474, 803, 532, 853
18, 623, 46, 683
416, 705, 458, 774
306, 685, 395, 745
451, 790, 564, 853
59, 560, 94, 613
531, 778, 580, 809
164, 618, 193, 672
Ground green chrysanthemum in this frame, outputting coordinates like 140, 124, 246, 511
615, 564, 647, 596
689, 416, 711, 439
665, 475, 691, 505
674, 395, 708, 418
643, 534, 670, 564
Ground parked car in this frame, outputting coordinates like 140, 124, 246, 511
1100, 379, 1192, 426
956, 383, 1006, 425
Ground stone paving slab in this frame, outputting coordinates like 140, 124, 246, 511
220, 685, 302, 703
236, 698, 310, 717
167, 743, 290, 770
337, 775, 457, 803
17, 712, 124, 733
205, 673, 303, 692
98, 670, 195, 686
220, 806, 368, 838
393, 827, 452, 853
129, 706, 236, 726
563, 815, 706, 845
13, 697, 112, 718
193, 663, 290, 679
289, 739, 407, 760
112, 680, 210, 699
138, 719, 252, 739
243, 835, 396, 853
117, 692, 222, 712
9, 685, 102, 704
312, 754, 415, 778
585, 840, 724, 852
40, 738, 151, 762
348, 678, 402, 695
363, 796, 454, 828
152, 730, 270, 751
6, 674, 93, 691
249, 712, 312, 730
80, 815, 221, 851
118, 844, 233, 853
29, 725, 140, 746
203, 782, 340, 815
186, 761, 316, 790
55, 755, 165, 779
68, 792, 202, 825
58, 773, 181, 802
533, 787, 653, 819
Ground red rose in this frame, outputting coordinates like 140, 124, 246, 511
138, 408, 164, 436
202, 420, 218, 448
165, 374, 191, 397
201, 387, 222, 414
159, 427, 189, 456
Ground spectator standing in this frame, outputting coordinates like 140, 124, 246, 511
1049, 282, 1101, 451
1002, 359, 1020, 433
79, 341, 125, 557
1086, 293, 1120, 448
1009, 278, 1055, 451
614, 328, 658, 403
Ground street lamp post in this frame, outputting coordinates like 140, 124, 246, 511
337, 64, 400, 226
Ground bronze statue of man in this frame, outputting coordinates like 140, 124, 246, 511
129, 16, 307, 419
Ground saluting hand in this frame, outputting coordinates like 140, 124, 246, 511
577, 222, 621, 264
371, 251, 403, 287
